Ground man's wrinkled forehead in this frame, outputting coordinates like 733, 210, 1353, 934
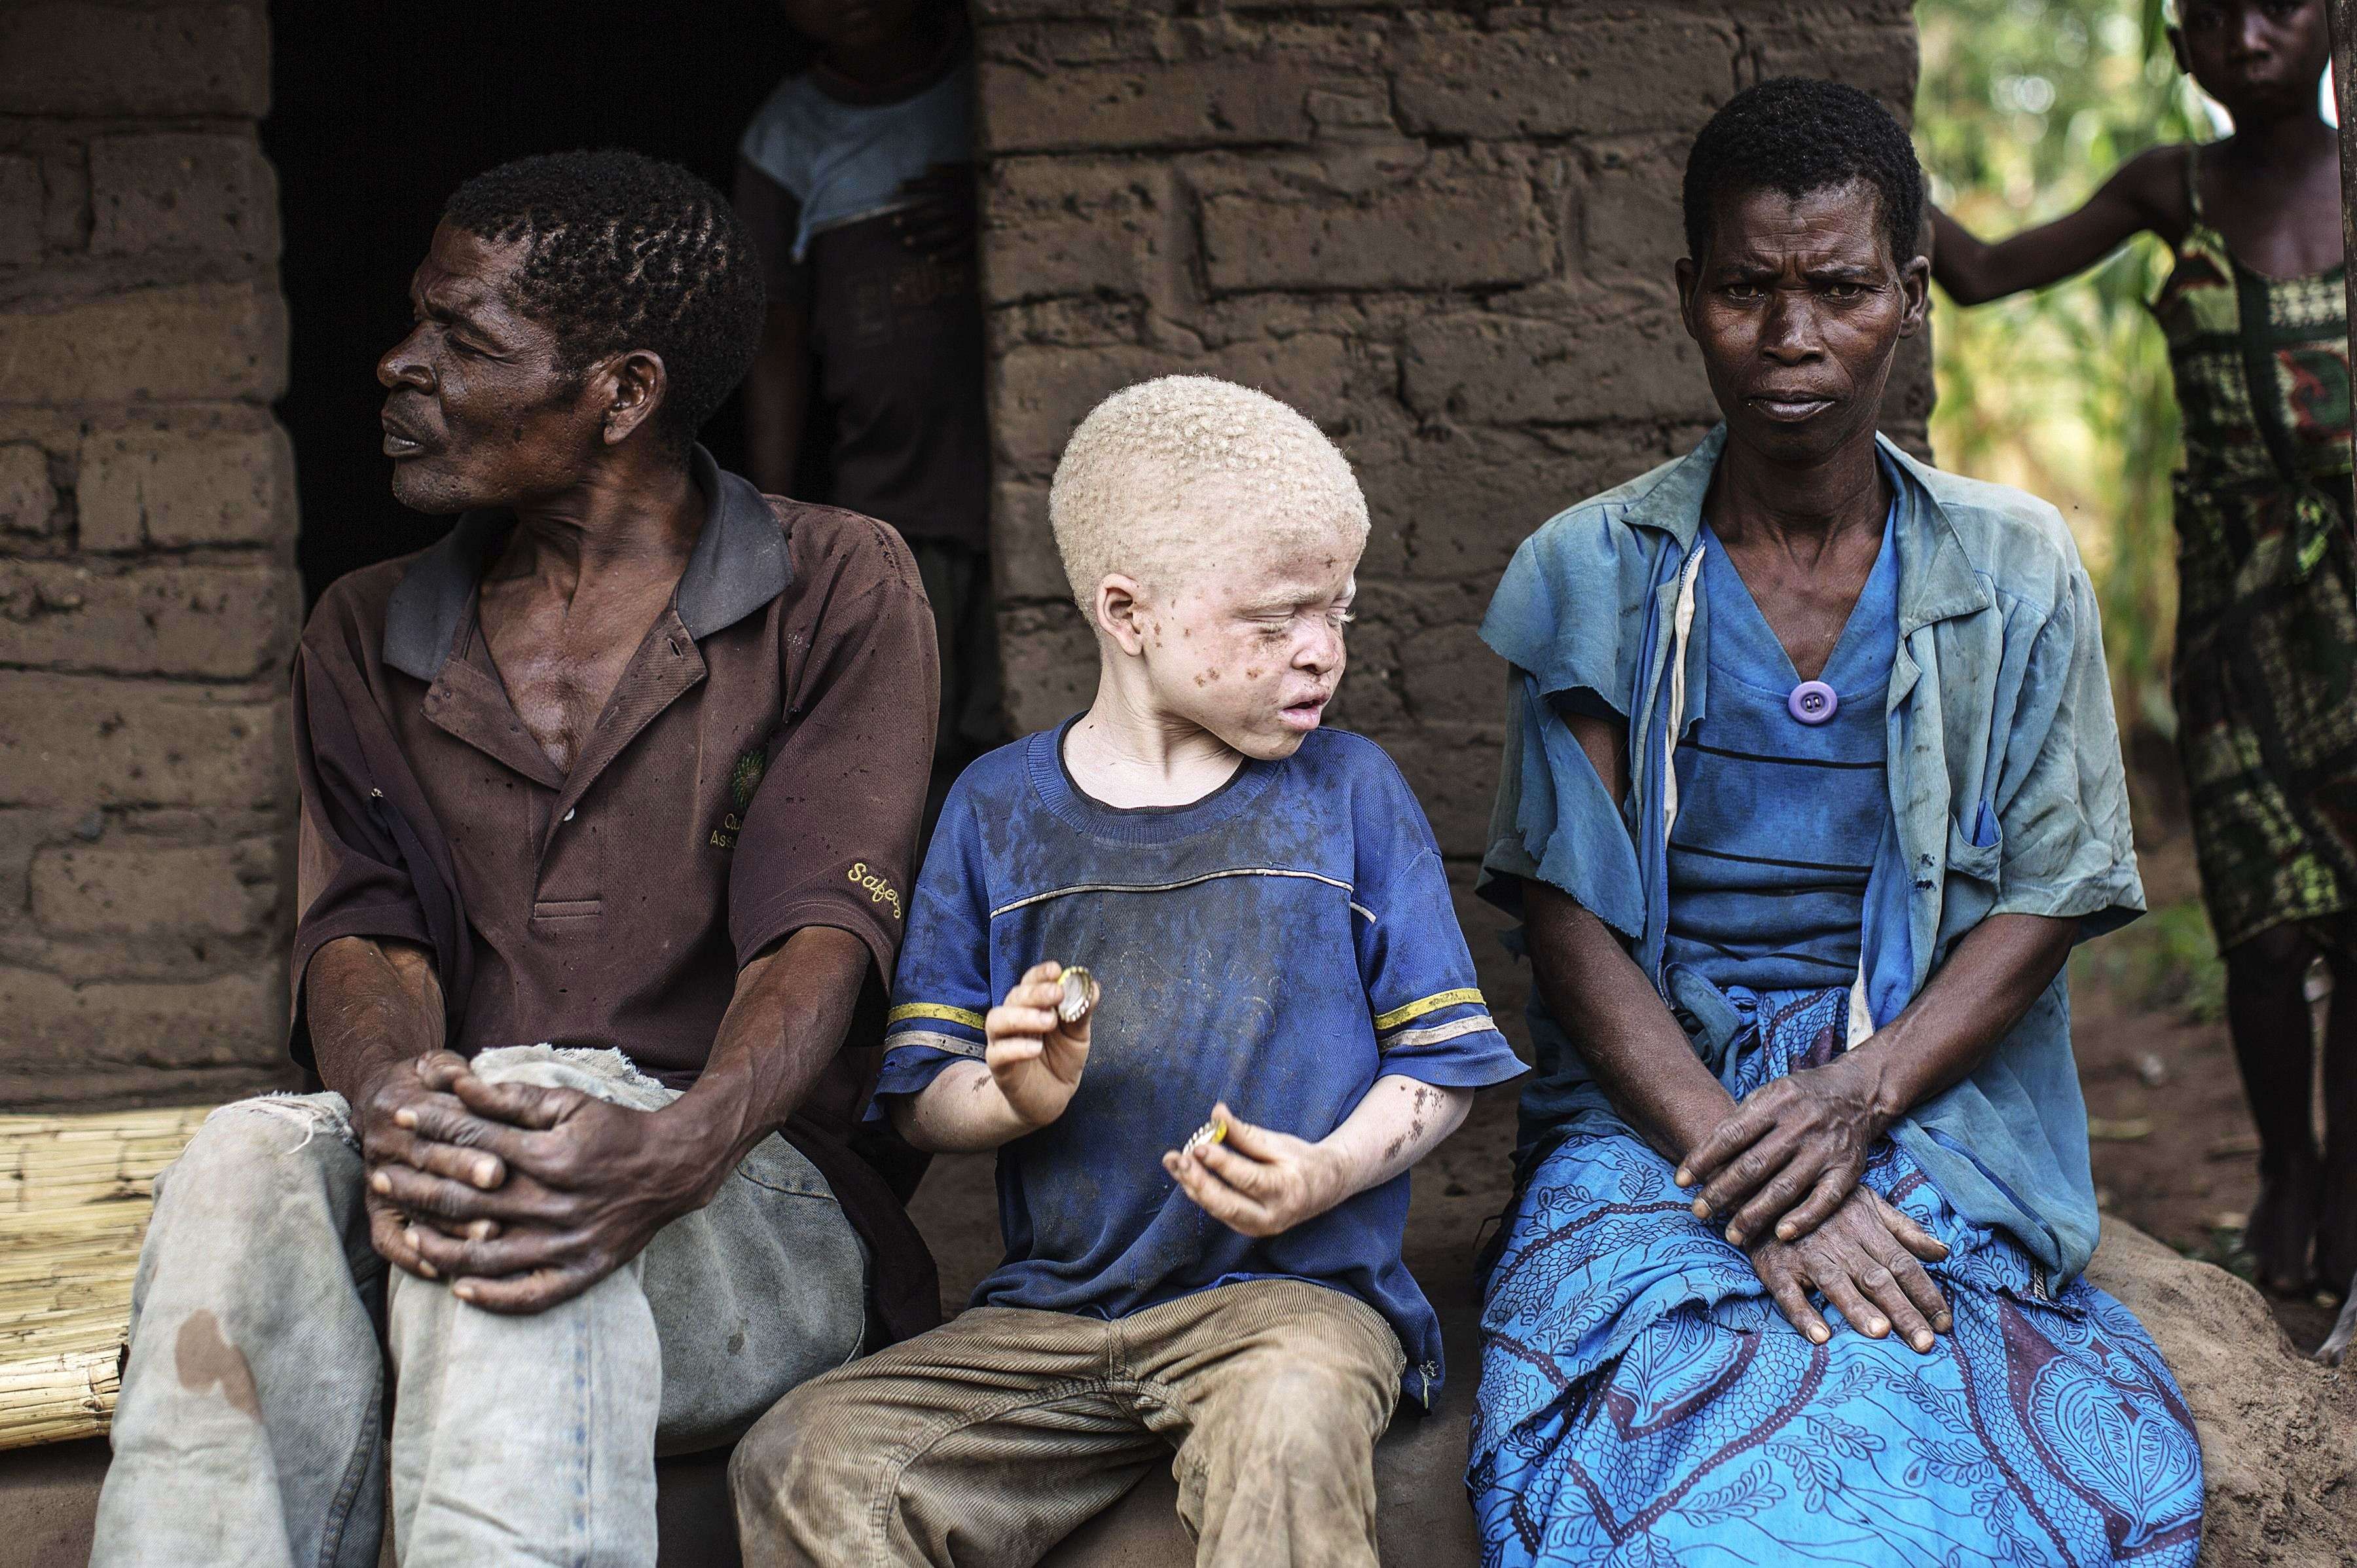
411, 223, 530, 320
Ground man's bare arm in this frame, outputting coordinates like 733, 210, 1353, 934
657, 924, 873, 1204
308, 935, 445, 1098
305, 935, 506, 1279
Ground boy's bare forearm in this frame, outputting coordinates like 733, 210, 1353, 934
891, 1061, 1038, 1152
1314, 1074, 1472, 1201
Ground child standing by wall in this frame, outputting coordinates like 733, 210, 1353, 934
727, 377, 1526, 1566
735, 0, 1000, 813
1931, 0, 2356, 1298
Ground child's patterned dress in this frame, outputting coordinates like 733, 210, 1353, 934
2152, 143, 2357, 950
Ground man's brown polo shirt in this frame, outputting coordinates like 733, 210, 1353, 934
288, 447, 941, 1335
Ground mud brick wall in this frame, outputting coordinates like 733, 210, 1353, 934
974, 1, 1931, 1036
0, 3, 297, 1106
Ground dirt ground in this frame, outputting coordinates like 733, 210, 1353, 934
907, 830, 2347, 1355
2068, 833, 2345, 1350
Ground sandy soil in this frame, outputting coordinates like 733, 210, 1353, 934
2068, 835, 2345, 1350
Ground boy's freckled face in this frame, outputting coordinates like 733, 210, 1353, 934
1131, 518, 1361, 761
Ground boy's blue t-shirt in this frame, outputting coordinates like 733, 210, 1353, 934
876, 721, 1526, 1406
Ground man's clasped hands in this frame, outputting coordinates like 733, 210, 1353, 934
354, 1053, 718, 1315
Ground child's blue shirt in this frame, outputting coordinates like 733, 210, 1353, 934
739, 60, 971, 262
875, 721, 1526, 1406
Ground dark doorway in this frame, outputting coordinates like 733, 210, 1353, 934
265, 3, 797, 605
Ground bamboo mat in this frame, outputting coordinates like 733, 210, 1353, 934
0, 1105, 212, 1450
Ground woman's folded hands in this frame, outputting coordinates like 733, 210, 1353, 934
1675, 1053, 1954, 1352
1675, 1052, 1894, 1247
1743, 1185, 1952, 1353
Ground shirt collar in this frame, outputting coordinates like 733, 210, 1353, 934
382, 445, 790, 681
1623, 424, 1992, 636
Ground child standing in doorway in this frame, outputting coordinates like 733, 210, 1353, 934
735, 0, 1001, 816
1930, 0, 2357, 1298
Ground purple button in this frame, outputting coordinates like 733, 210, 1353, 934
1787, 680, 1838, 725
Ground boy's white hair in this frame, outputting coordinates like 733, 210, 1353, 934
1048, 375, 1370, 610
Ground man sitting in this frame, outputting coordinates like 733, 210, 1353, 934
729, 376, 1527, 1567
90, 150, 940, 1568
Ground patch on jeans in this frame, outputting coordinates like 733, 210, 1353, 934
174, 1309, 261, 1419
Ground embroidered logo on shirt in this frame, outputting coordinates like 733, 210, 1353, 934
709, 742, 771, 852
847, 861, 904, 921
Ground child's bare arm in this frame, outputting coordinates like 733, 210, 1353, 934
1931, 145, 2183, 305
888, 1060, 1036, 1151
889, 962, 1091, 1152
1162, 1077, 1474, 1239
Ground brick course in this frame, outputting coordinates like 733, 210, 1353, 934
975, 1, 1931, 1042
0, 4, 270, 119
30, 837, 280, 940
88, 134, 279, 264
0, 0, 295, 1106
77, 424, 296, 553
0, 283, 287, 407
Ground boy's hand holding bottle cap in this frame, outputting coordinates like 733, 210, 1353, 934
984, 960, 1098, 1131
1055, 965, 1100, 1025
1181, 1116, 1228, 1156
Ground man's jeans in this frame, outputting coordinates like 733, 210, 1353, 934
89, 1046, 869, 1568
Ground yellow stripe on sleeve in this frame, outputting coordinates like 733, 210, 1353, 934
1371, 988, 1487, 1033
886, 1002, 987, 1031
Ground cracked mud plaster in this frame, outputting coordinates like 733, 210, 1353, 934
175, 1308, 261, 1419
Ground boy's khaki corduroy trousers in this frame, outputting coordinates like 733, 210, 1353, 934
731, 1277, 1405, 1568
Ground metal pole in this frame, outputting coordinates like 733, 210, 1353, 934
2331, 0, 2357, 510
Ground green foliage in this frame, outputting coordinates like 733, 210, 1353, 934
2070, 898, 2229, 1022
1914, 0, 2214, 735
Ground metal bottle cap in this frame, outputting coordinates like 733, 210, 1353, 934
1055, 966, 1100, 1024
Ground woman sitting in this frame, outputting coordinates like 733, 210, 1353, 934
1469, 78, 2204, 1566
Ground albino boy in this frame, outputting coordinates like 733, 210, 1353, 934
729, 376, 1524, 1566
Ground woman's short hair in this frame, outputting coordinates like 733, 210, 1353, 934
1682, 77, 1924, 267
1048, 376, 1368, 611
